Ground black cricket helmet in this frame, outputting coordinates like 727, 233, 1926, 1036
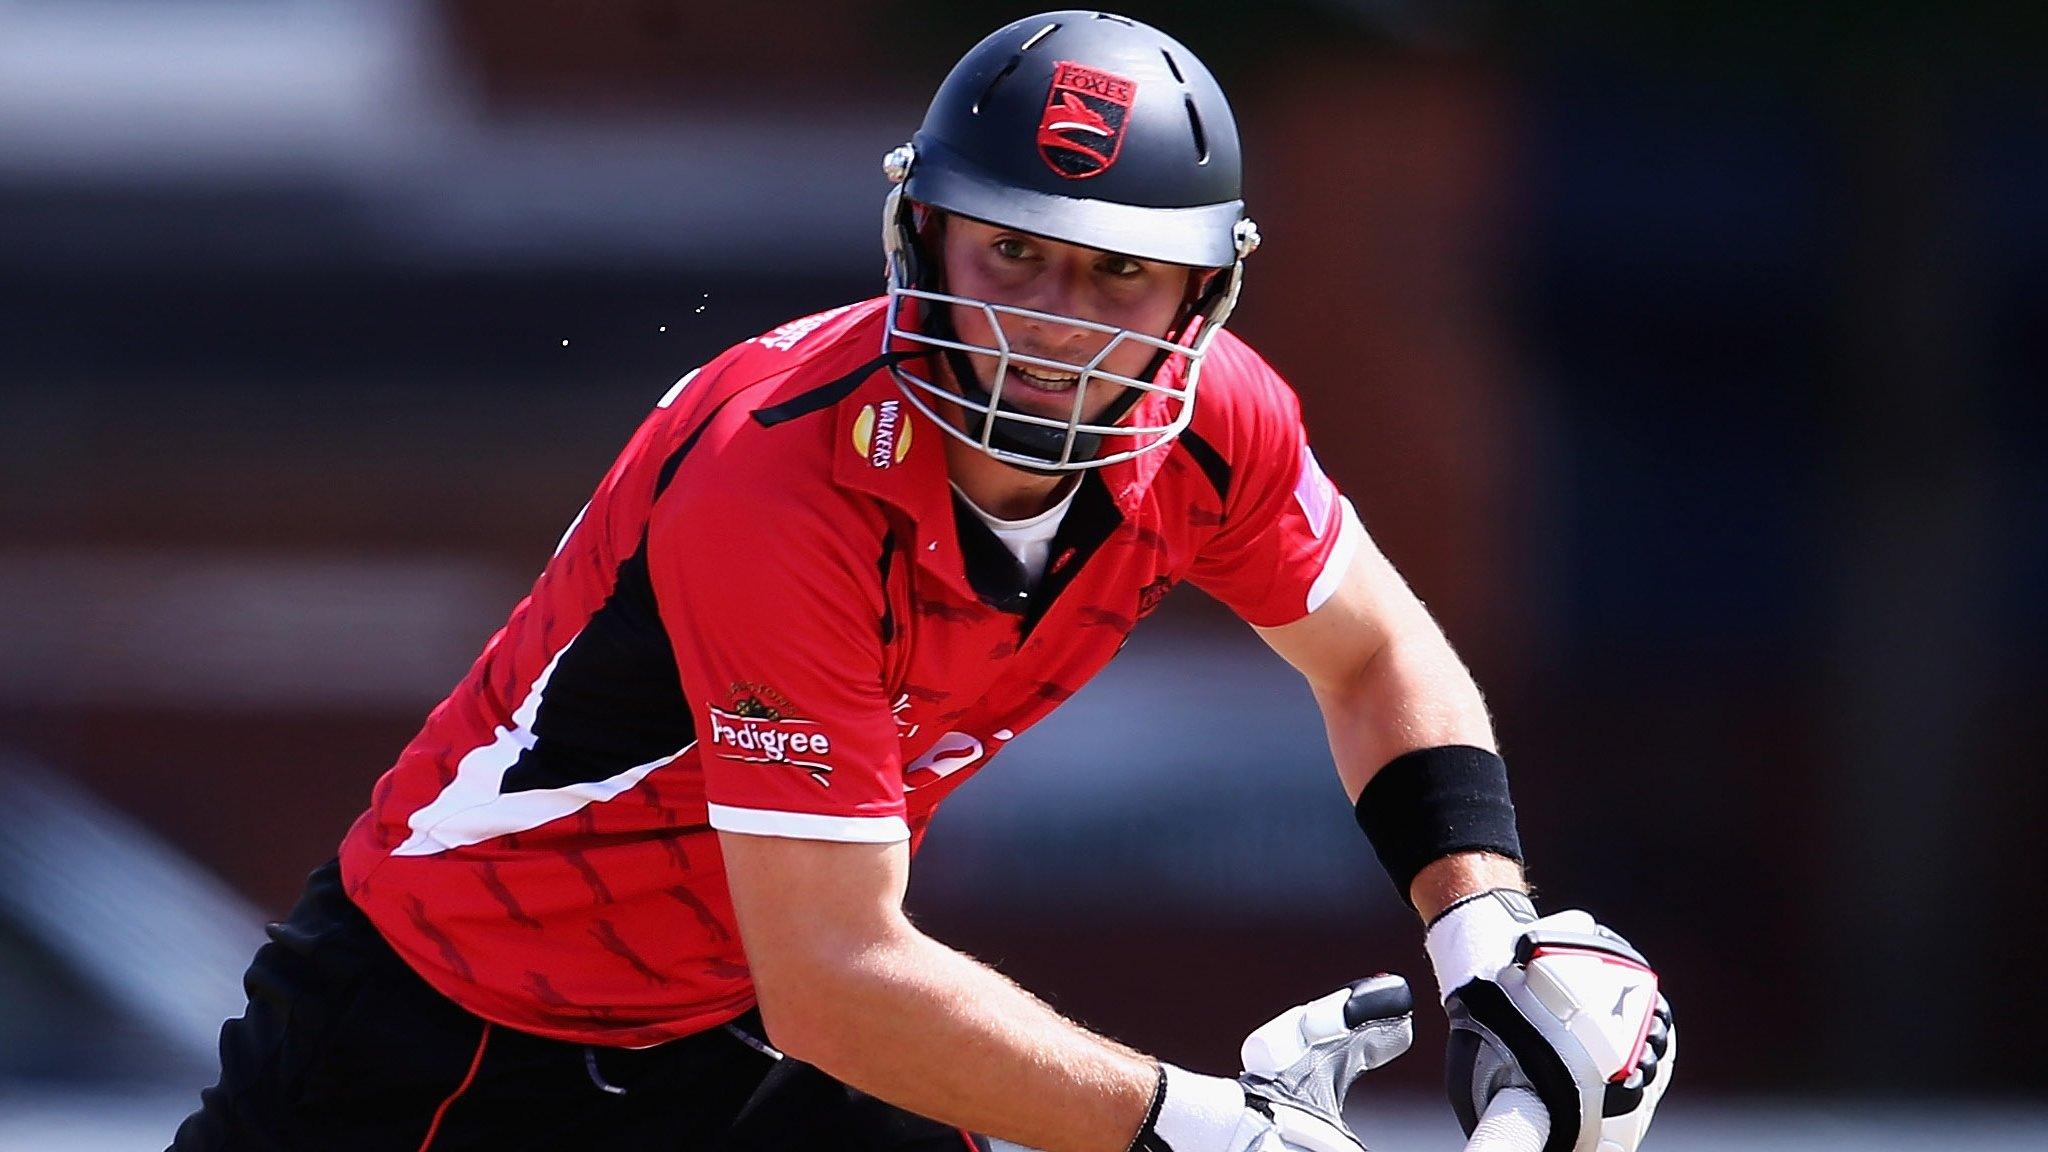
881, 10, 1260, 471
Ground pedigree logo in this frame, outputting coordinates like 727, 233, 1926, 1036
708, 699, 835, 787
852, 399, 912, 469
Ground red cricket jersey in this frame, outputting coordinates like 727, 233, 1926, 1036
339, 298, 1363, 1046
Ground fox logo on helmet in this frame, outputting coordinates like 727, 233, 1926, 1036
1036, 61, 1136, 179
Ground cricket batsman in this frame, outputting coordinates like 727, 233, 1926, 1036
175, 11, 1672, 1152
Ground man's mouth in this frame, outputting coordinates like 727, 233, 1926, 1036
1002, 364, 1083, 395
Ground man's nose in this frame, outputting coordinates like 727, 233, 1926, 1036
1017, 264, 1102, 349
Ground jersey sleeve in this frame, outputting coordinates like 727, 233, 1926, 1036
649, 450, 907, 844
1185, 349, 1366, 629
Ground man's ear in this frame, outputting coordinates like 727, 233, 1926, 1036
904, 205, 948, 293
1180, 266, 1223, 314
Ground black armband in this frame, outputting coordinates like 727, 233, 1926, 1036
1354, 745, 1523, 907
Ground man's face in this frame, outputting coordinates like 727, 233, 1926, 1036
936, 215, 1198, 427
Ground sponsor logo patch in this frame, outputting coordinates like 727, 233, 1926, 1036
1036, 61, 1136, 180
708, 690, 834, 786
727, 682, 796, 717
1293, 445, 1336, 538
853, 399, 912, 468
889, 693, 921, 740
755, 303, 859, 352
902, 731, 986, 792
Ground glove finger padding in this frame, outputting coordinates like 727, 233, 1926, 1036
1253, 1099, 1373, 1152
1601, 996, 1674, 1152
1445, 917, 1674, 1152
1131, 978, 1415, 1152
1240, 974, 1415, 1131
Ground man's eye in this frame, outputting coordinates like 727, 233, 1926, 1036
1102, 257, 1145, 278
993, 238, 1030, 260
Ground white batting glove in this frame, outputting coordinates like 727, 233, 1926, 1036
1428, 890, 1675, 1152
1239, 974, 1415, 1143
990, 1062, 1349, 1152
992, 978, 1414, 1152
1131, 975, 1415, 1152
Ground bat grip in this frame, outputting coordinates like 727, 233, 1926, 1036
1463, 1086, 1549, 1152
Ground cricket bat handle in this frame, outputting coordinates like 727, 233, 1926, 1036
1463, 1086, 1549, 1152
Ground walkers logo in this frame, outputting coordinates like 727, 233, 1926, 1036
1037, 61, 1136, 180
708, 692, 834, 786
853, 399, 912, 469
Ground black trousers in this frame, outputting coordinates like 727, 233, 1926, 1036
172, 860, 987, 1152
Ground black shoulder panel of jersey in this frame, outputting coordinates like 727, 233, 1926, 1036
1176, 429, 1231, 504
499, 540, 694, 794
750, 351, 913, 428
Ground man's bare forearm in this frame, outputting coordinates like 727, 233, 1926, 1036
1410, 851, 1527, 922
1309, 628, 1525, 920
762, 918, 1156, 1152
1310, 626, 1496, 804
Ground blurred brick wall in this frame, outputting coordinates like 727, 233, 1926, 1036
441, 0, 915, 110
1238, 55, 1530, 675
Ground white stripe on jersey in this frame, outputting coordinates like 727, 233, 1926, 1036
553, 500, 591, 558
392, 634, 688, 856
706, 803, 910, 844
1305, 498, 1365, 616
657, 367, 701, 409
